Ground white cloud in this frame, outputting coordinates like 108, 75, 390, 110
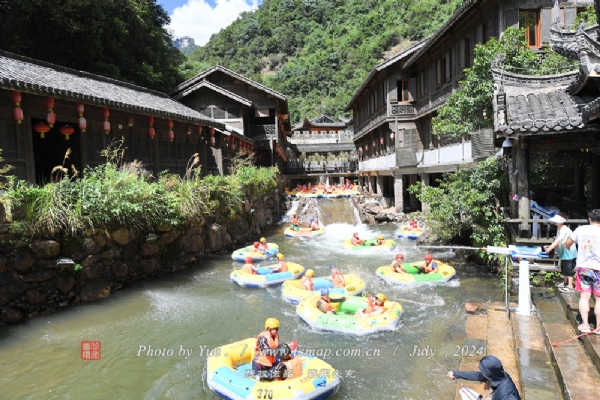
169, 0, 259, 46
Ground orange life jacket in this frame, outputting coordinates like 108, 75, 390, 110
254, 331, 279, 367
275, 261, 288, 272
424, 261, 435, 273
332, 272, 345, 288
242, 264, 256, 275
282, 357, 303, 379
351, 237, 362, 245
311, 221, 319, 230
302, 276, 314, 291
317, 297, 333, 312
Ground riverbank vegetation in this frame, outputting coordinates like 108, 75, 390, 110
2, 140, 279, 237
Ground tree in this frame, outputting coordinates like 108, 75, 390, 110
0, 0, 184, 92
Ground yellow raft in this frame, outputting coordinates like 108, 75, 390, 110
395, 225, 424, 240
296, 292, 403, 335
231, 243, 279, 262
284, 227, 325, 238
231, 263, 305, 288
341, 239, 395, 251
376, 260, 456, 285
207, 338, 340, 400
281, 273, 366, 304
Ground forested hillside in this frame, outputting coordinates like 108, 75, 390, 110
185, 0, 463, 123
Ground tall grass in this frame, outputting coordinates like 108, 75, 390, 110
2, 141, 279, 237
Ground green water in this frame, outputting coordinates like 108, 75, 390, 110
0, 199, 501, 399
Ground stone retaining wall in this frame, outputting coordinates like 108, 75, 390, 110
0, 192, 286, 327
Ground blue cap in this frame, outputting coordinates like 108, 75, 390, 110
329, 265, 336, 270
310, 218, 314, 221
321, 288, 329, 295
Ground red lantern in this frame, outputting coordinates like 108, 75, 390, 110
46, 97, 56, 127
373, 140, 376, 147
102, 108, 110, 134
390, 132, 395, 140
209, 126, 215, 146
210, 136, 215, 146
148, 116, 155, 139
76, 103, 86, 133
59, 124, 75, 140
34, 121, 50, 139
167, 119, 174, 141
12, 91, 23, 124
365, 144, 369, 151
197, 125, 203, 137
210, 127, 215, 136
380, 137, 384, 144
76, 103, 84, 116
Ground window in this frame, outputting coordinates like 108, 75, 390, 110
519, 10, 540, 48
464, 36, 471, 69
440, 56, 447, 85
397, 80, 410, 102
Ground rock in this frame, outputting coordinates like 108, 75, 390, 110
83, 237, 101, 255
140, 258, 160, 275
13, 250, 36, 273
111, 228, 133, 246
159, 231, 181, 245
140, 244, 159, 256
80, 264, 103, 281
100, 247, 120, 260
58, 300, 71, 308
81, 255, 100, 268
80, 279, 111, 302
71, 252, 85, 262
111, 262, 129, 279
31, 240, 61, 258
157, 224, 172, 232
181, 234, 203, 254
25, 290, 47, 305
464, 302, 486, 315
374, 212, 389, 222
49, 275, 76, 295
20, 269, 56, 283
0, 273, 28, 305
2, 307, 24, 323
176, 255, 197, 266
363, 202, 382, 214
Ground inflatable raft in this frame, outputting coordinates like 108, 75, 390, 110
281, 273, 366, 304
508, 245, 549, 261
395, 225, 424, 240
376, 260, 456, 285
296, 293, 403, 335
284, 227, 325, 238
231, 243, 279, 262
207, 337, 340, 400
231, 263, 305, 288
341, 239, 395, 251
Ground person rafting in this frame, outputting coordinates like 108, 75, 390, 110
391, 254, 406, 274
418, 254, 437, 274
252, 318, 281, 381
356, 293, 386, 318
242, 256, 258, 275
351, 232, 363, 246
310, 217, 319, 231
257, 237, 268, 254
272, 253, 288, 273
302, 269, 315, 291
291, 213, 300, 231
376, 235, 386, 245
447, 355, 521, 400
273, 343, 302, 380
316, 288, 346, 314
325, 265, 345, 288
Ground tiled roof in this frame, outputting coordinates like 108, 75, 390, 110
173, 79, 254, 107
292, 115, 348, 130
311, 114, 335, 124
289, 143, 356, 153
170, 64, 286, 101
0, 50, 224, 128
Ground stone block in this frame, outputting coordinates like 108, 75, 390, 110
140, 244, 159, 256
80, 264, 103, 281
20, 269, 56, 283
111, 261, 129, 279
30, 240, 61, 258
110, 228, 133, 246
159, 231, 180, 245
13, 250, 36, 273
25, 290, 46, 305
140, 258, 160, 275
2, 307, 24, 323
80, 279, 111, 302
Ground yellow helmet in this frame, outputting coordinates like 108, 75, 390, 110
377, 235, 384, 240
276, 253, 284, 259
375, 293, 386, 303
305, 269, 314, 278
265, 318, 280, 329
260, 237, 266, 243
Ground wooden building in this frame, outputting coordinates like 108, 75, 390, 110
286, 115, 357, 181
169, 65, 291, 173
493, 3, 600, 240
346, 0, 594, 212
0, 51, 254, 183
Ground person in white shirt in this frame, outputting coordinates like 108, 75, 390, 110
544, 214, 577, 293
565, 209, 600, 334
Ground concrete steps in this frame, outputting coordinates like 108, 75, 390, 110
533, 291, 600, 400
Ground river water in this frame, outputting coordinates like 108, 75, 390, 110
0, 199, 501, 400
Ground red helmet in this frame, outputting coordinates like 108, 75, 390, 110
288, 339, 298, 351
424, 254, 433, 261
245, 257, 252, 263
253, 242, 259, 247
396, 253, 404, 260
353, 232, 358, 236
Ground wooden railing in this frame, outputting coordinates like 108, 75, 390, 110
504, 218, 589, 243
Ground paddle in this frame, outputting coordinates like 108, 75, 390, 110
552, 325, 600, 347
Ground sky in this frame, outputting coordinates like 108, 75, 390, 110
161, 0, 262, 46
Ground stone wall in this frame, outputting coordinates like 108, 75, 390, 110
0, 192, 285, 327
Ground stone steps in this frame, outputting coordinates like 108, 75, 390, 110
533, 291, 600, 400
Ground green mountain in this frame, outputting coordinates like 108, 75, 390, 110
184, 0, 463, 123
